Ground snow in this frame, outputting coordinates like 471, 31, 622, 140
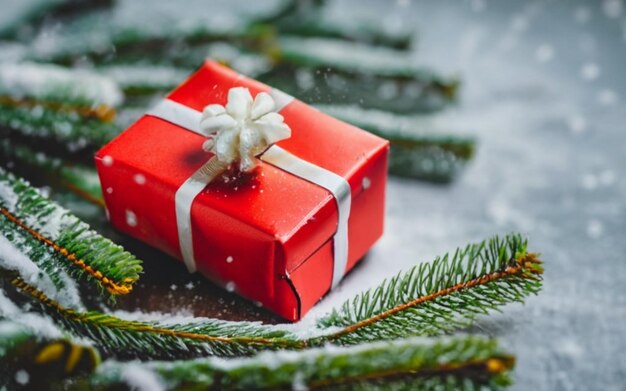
133, 174, 146, 185
0, 235, 84, 311
580, 63, 601, 81
226, 256, 233, 264
0, 290, 62, 339
120, 362, 165, 391
0, 178, 19, 210
102, 155, 114, 167
125, 210, 138, 227
0, 62, 123, 107
14, 370, 29, 385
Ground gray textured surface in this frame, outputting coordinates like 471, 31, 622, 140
309, 1, 626, 390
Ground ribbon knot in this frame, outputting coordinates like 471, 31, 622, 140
199, 87, 291, 172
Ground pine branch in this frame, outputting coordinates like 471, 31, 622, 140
316, 234, 543, 345
0, 168, 141, 296
8, 275, 306, 360
317, 104, 475, 182
80, 336, 513, 391
260, 37, 459, 114
0, 105, 120, 161
0, 62, 122, 120
256, 0, 413, 49
0, 319, 100, 387
5, 229, 542, 363
0, 139, 104, 207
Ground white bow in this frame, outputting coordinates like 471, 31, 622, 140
199, 87, 291, 172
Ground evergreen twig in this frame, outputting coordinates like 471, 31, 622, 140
317, 104, 475, 182
0, 168, 141, 296
317, 235, 543, 344
80, 336, 513, 391
0, 320, 100, 387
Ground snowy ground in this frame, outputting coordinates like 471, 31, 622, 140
305, 1, 626, 390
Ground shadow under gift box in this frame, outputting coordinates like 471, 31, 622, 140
95, 61, 389, 321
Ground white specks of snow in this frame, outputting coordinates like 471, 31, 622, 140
598, 89, 618, 106
598, 170, 616, 186
226, 255, 234, 264
535, 44, 555, 63
587, 219, 604, 239
602, 0, 623, 19
574, 6, 591, 24
102, 155, 114, 167
580, 63, 600, 81
170, 284, 177, 291
470, 0, 486, 13
582, 170, 617, 190
292, 371, 308, 391
0, 179, 18, 209
134, 174, 146, 185
225, 281, 236, 292
185, 282, 194, 290
106, 187, 113, 194
125, 210, 138, 227
511, 15, 529, 32
120, 363, 165, 391
14, 370, 29, 385
557, 338, 585, 359
567, 115, 587, 134
254, 301, 263, 307
362, 177, 371, 190
396, 0, 411, 8
0, 236, 84, 311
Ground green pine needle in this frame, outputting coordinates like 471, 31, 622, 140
0, 139, 104, 206
0, 167, 141, 296
81, 336, 513, 391
9, 275, 305, 360
317, 104, 475, 182
0, 105, 120, 160
317, 234, 543, 345
0, 320, 100, 386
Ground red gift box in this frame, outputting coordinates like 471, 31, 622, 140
95, 61, 389, 321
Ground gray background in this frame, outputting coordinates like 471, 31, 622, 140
307, 1, 626, 390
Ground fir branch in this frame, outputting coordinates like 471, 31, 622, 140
0, 139, 104, 207
0, 320, 100, 387
8, 275, 306, 360
81, 336, 513, 391
5, 230, 542, 363
0, 62, 122, 120
317, 104, 475, 182
0, 168, 141, 295
0, 105, 120, 160
316, 234, 543, 345
261, 37, 459, 114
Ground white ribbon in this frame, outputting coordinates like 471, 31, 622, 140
147, 91, 351, 288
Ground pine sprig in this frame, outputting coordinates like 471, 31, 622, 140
81, 336, 513, 391
0, 168, 141, 296
317, 104, 475, 182
0, 139, 104, 206
8, 275, 306, 360
0, 320, 100, 386
317, 235, 543, 344
0, 105, 120, 160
